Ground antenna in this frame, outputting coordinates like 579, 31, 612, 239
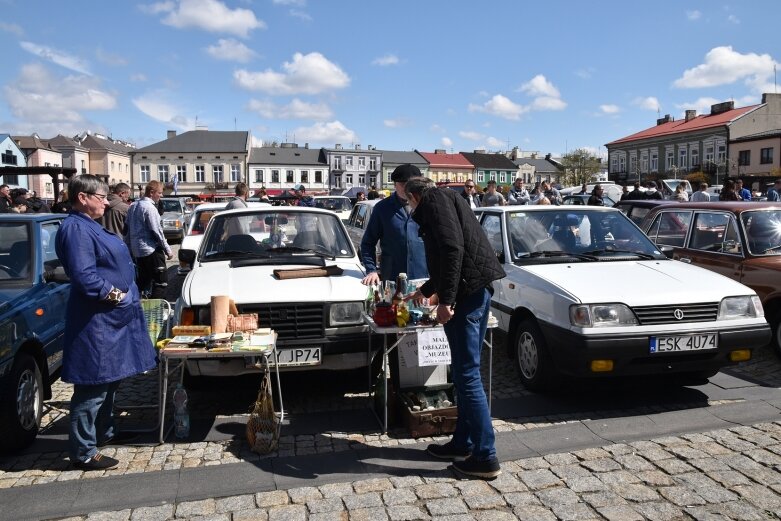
775, 64, 777, 94
234, 117, 237, 131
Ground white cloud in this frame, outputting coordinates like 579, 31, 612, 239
234, 52, 350, 95
3, 63, 116, 136
575, 67, 595, 79
132, 90, 195, 131
272, 0, 305, 5
578, 146, 607, 160
727, 14, 740, 24
205, 38, 257, 62
19, 41, 91, 75
675, 95, 756, 115
383, 118, 412, 128
430, 124, 445, 133
372, 54, 399, 66
130, 73, 148, 82
247, 98, 332, 120
0, 22, 23, 36
673, 46, 777, 93
632, 96, 660, 111
459, 131, 484, 141
468, 94, 526, 121
96, 47, 128, 66
486, 137, 505, 149
519, 74, 560, 98
686, 10, 701, 20
599, 104, 620, 114
441, 137, 453, 147
289, 10, 312, 21
291, 121, 357, 145
531, 96, 567, 111
142, 0, 265, 38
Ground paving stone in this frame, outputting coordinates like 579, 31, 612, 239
306, 497, 344, 514
352, 477, 394, 494
634, 470, 676, 487
511, 505, 557, 521
187, 514, 230, 521
598, 470, 641, 487
535, 485, 581, 507
129, 504, 175, 521
86, 510, 131, 521
657, 485, 707, 506
288, 486, 323, 504
542, 453, 578, 466
425, 497, 468, 516
517, 469, 560, 490
609, 482, 661, 502
517, 456, 549, 470
342, 492, 383, 510
347, 507, 388, 521
697, 441, 734, 457
653, 457, 696, 475
414, 483, 459, 499
603, 443, 634, 457
232, 509, 269, 521
550, 464, 591, 480
464, 493, 505, 510
666, 446, 710, 460
685, 501, 766, 521
389, 476, 424, 489
581, 458, 623, 473
707, 469, 753, 488
675, 472, 738, 503
564, 475, 606, 493
614, 454, 655, 472
688, 457, 731, 473
215, 494, 255, 513
572, 447, 611, 461
383, 488, 418, 506
256, 490, 290, 508
452, 480, 494, 497
502, 492, 541, 507
632, 501, 686, 521
267, 504, 307, 521
319, 482, 354, 499
176, 498, 217, 517
548, 502, 598, 521
308, 512, 347, 521
386, 505, 429, 521
580, 491, 627, 509
473, 511, 518, 521
597, 505, 643, 521
733, 484, 781, 510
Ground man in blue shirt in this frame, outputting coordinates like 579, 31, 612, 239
736, 179, 752, 201
767, 179, 781, 202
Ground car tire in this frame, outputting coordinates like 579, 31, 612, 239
770, 308, 781, 358
513, 318, 558, 391
0, 352, 43, 452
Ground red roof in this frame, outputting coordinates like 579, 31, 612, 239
418, 151, 474, 169
607, 105, 760, 146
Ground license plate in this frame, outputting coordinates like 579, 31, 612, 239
276, 347, 322, 366
650, 334, 718, 353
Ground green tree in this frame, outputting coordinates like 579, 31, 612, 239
560, 148, 602, 187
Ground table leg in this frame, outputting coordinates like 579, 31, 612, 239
159, 357, 169, 444
382, 333, 388, 433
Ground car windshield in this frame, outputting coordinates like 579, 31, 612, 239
200, 211, 354, 260
315, 198, 352, 211
504, 209, 665, 262
0, 222, 31, 281
160, 199, 184, 213
741, 210, 781, 255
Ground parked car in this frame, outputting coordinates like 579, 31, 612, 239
314, 195, 353, 221
562, 194, 619, 207
639, 202, 781, 355
474, 206, 771, 390
0, 214, 70, 451
177, 201, 270, 275
159, 197, 191, 243
344, 199, 381, 258
175, 206, 376, 375
612, 199, 671, 225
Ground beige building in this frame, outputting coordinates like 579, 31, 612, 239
76, 133, 134, 186
49, 135, 91, 176
12, 135, 63, 199
730, 131, 780, 180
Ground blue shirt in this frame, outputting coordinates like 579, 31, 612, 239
125, 197, 171, 258
360, 193, 429, 282
767, 188, 781, 202
738, 188, 752, 201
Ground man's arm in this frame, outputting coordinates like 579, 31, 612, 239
359, 204, 383, 275
143, 202, 173, 257
424, 193, 464, 305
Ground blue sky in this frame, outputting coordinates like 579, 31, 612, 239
1, 0, 779, 157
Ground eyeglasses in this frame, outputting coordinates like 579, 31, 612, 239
465, 185, 475, 189
85, 192, 108, 201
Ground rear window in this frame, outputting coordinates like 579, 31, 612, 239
647, 211, 692, 247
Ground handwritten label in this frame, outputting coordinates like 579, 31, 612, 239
417, 329, 451, 367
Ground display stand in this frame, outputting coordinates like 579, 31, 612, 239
365, 313, 495, 433
157, 341, 283, 444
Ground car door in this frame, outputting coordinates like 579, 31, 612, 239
39, 220, 69, 374
479, 212, 512, 330
645, 209, 693, 258
346, 203, 369, 255
680, 211, 744, 280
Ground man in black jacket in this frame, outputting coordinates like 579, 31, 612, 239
404, 177, 505, 479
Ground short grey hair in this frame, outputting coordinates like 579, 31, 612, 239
113, 182, 131, 194
404, 177, 436, 199
69, 175, 108, 204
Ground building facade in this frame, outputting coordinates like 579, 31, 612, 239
76, 133, 134, 186
513, 154, 564, 185
247, 143, 328, 194
49, 135, 90, 177
378, 150, 429, 189
322, 144, 382, 191
12, 135, 62, 197
730, 130, 780, 181
417, 150, 473, 183
0, 134, 28, 188
460, 151, 519, 187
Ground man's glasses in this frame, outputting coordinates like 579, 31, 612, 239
465, 185, 475, 189
85, 192, 107, 201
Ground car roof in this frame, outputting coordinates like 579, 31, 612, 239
218, 205, 338, 216
314, 195, 349, 199
0, 213, 66, 222
613, 199, 672, 208
646, 201, 781, 214
475, 205, 621, 213
354, 199, 381, 207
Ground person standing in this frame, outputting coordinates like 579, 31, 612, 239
125, 181, 173, 298
0, 184, 13, 213
766, 179, 781, 202
735, 179, 752, 201
52, 190, 71, 213
623, 182, 643, 200
55, 174, 157, 470
404, 177, 505, 480
587, 184, 605, 206
461, 180, 481, 209
645, 181, 664, 200
674, 183, 689, 202
719, 179, 740, 201
691, 183, 711, 202
225, 182, 250, 236
541, 181, 562, 205
480, 180, 505, 207
98, 183, 131, 236
293, 184, 316, 207
507, 178, 530, 205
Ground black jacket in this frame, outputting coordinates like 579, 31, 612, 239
460, 190, 481, 208
413, 187, 505, 306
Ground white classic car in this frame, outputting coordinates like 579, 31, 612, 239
176, 206, 375, 375
474, 206, 771, 390
313, 195, 353, 221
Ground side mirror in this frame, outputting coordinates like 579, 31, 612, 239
44, 266, 70, 283
264, 215, 289, 225
179, 249, 196, 264
659, 245, 674, 259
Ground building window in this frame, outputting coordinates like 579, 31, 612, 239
1, 149, 18, 165
640, 154, 648, 173
630, 157, 637, 174
386, 171, 392, 183
358, 174, 365, 185
369, 158, 377, 170
690, 149, 699, 168
140, 165, 150, 182
315, 170, 322, 183
738, 150, 751, 166
255, 169, 264, 183
489, 171, 497, 181
477, 172, 484, 183
619, 156, 626, 172
301, 170, 309, 183
760, 148, 774, 165
158, 165, 169, 183
213, 165, 223, 183
666, 151, 674, 170
705, 146, 714, 164
333, 156, 342, 170
359, 156, 365, 167
272, 170, 280, 183
81, 159, 86, 174
111, 161, 115, 172
195, 165, 205, 183
610, 156, 618, 172
231, 164, 241, 182
286, 170, 294, 183
650, 152, 658, 172
177, 164, 187, 182
346, 156, 353, 167
678, 149, 687, 169
346, 174, 353, 185
332, 174, 342, 188
717, 145, 727, 162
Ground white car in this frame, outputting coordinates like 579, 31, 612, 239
177, 201, 269, 275
475, 206, 771, 390
176, 206, 373, 375
313, 195, 353, 221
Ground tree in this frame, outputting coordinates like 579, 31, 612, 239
560, 148, 602, 187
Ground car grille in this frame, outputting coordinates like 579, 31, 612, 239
632, 302, 719, 325
239, 303, 325, 340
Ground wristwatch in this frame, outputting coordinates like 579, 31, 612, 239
104, 287, 125, 305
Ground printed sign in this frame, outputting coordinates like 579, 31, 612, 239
417, 329, 451, 367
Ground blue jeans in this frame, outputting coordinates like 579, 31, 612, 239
444, 287, 496, 461
69, 381, 120, 462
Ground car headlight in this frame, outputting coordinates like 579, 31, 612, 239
163, 219, 182, 228
329, 302, 364, 326
570, 304, 638, 327
718, 296, 764, 320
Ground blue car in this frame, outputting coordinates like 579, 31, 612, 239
0, 214, 70, 451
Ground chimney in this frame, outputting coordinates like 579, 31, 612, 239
710, 101, 735, 115
545, 153, 551, 160
167, 130, 176, 139
335, 144, 342, 150
762, 93, 781, 103
304, 143, 309, 149
685, 110, 697, 122
434, 149, 446, 154
657, 114, 672, 125
474, 149, 486, 154
355, 144, 361, 150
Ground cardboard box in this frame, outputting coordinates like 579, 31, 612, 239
399, 384, 457, 438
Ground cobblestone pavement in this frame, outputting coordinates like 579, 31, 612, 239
47, 421, 781, 521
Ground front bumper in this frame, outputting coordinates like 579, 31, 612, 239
164, 228, 184, 240
538, 321, 771, 377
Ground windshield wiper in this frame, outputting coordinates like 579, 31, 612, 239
581, 248, 657, 260
204, 250, 270, 260
268, 246, 336, 260
516, 250, 597, 261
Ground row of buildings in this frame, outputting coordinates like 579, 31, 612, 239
2, 92, 780, 199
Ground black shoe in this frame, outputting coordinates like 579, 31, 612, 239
452, 456, 501, 480
427, 441, 471, 461
98, 431, 140, 447
73, 453, 119, 471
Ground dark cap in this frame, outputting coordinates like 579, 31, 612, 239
293, 183, 305, 192
649, 181, 657, 188
16, 188, 28, 195
13, 196, 29, 206
390, 164, 422, 183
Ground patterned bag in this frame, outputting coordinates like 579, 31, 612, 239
226, 313, 258, 332
246, 371, 279, 454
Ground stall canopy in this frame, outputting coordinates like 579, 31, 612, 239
0, 166, 81, 202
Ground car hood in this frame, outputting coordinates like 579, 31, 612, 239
0, 285, 37, 317
520, 260, 756, 305
161, 211, 183, 220
182, 260, 367, 306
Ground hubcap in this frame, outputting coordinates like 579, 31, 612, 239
517, 331, 539, 380
16, 369, 40, 431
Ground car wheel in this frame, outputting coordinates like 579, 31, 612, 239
770, 308, 781, 357
513, 318, 558, 391
0, 353, 43, 452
